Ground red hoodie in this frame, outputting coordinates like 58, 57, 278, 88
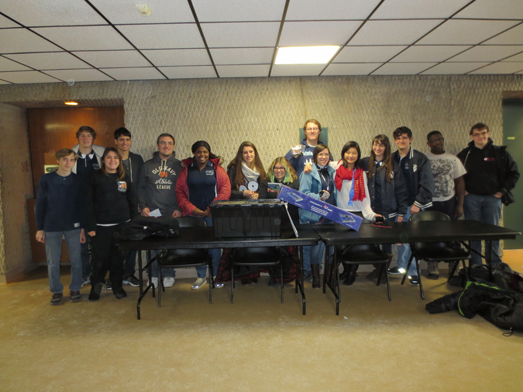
175, 157, 231, 216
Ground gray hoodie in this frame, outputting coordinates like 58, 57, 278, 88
138, 151, 183, 216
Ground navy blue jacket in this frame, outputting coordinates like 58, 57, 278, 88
392, 148, 434, 210
359, 157, 408, 219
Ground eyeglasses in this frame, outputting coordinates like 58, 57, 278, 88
318, 153, 330, 157
306, 127, 319, 131
472, 131, 488, 137
274, 166, 286, 171
159, 141, 174, 146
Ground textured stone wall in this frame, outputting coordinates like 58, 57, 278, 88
0, 103, 33, 281
0, 74, 522, 281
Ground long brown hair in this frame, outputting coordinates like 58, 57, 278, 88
101, 147, 125, 180
227, 141, 266, 189
368, 134, 393, 182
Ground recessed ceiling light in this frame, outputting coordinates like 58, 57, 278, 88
275, 46, 340, 65
64, 101, 78, 106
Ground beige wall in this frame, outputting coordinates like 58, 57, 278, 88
0, 74, 522, 282
0, 103, 33, 283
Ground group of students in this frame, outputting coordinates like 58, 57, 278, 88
36, 119, 519, 305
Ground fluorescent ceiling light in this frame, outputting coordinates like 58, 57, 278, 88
64, 101, 78, 106
275, 46, 340, 64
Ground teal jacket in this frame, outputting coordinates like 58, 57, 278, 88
298, 164, 336, 223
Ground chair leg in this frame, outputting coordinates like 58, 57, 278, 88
447, 261, 459, 282
280, 260, 284, 304
462, 259, 469, 282
401, 254, 415, 286
230, 265, 234, 304
208, 261, 213, 305
415, 259, 424, 300
158, 267, 162, 308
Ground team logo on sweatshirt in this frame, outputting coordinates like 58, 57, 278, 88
117, 181, 127, 193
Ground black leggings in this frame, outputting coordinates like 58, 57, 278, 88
90, 225, 126, 290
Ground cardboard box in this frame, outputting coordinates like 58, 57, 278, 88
278, 185, 362, 230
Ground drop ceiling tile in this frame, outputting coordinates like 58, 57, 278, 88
372, 62, 437, 75
335, 46, 407, 62
118, 24, 204, 49
271, 64, 324, 76
417, 20, 519, 45
391, 45, 471, 62
322, 63, 381, 75
371, 0, 471, 19
193, 0, 285, 22
202, 22, 280, 48
421, 62, 490, 74
160, 66, 217, 79
454, 0, 523, 19
279, 21, 362, 46
0, 29, 61, 53
217, 64, 270, 77
210, 48, 274, 65
350, 20, 443, 45
142, 49, 211, 66
451, 46, 523, 62
5, 52, 91, 70
286, 0, 381, 20
101, 67, 166, 81
0, 0, 108, 26
73, 50, 151, 68
483, 24, 523, 45
0, 56, 32, 71
44, 69, 113, 82
470, 62, 523, 74
90, 0, 195, 24
503, 52, 523, 62
0, 71, 60, 84
0, 16, 20, 28
33, 26, 134, 51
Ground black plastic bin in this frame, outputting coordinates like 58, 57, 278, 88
210, 199, 283, 238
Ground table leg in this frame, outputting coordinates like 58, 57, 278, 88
295, 245, 306, 315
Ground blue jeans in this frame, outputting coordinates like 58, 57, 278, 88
45, 229, 83, 294
124, 250, 137, 277
396, 210, 418, 276
464, 193, 502, 265
149, 250, 176, 279
300, 220, 334, 272
194, 216, 221, 278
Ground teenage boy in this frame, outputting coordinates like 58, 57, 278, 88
388, 126, 434, 286
425, 130, 466, 279
138, 133, 183, 288
457, 123, 519, 265
72, 125, 105, 287
114, 127, 144, 287
36, 149, 86, 305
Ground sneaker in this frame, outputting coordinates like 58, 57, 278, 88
148, 277, 158, 289
113, 287, 127, 299
388, 266, 405, 275
163, 277, 175, 288
215, 282, 224, 289
104, 279, 112, 291
51, 293, 63, 306
191, 277, 207, 290
88, 283, 103, 301
81, 277, 90, 287
123, 275, 140, 287
408, 275, 420, 286
427, 262, 439, 280
69, 291, 81, 303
